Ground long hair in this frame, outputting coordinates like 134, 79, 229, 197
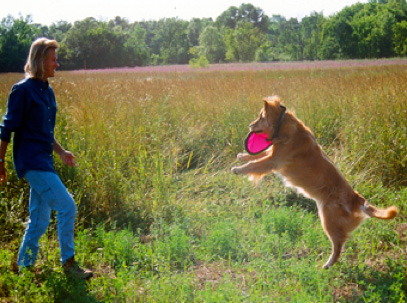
24, 38, 59, 80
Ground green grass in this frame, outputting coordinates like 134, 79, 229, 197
1, 63, 407, 302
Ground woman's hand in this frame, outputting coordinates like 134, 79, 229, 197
59, 150, 78, 167
53, 139, 77, 167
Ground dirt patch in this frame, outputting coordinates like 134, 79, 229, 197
395, 223, 407, 242
333, 282, 363, 301
333, 226, 407, 302
192, 261, 257, 291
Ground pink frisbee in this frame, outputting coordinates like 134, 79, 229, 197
244, 131, 272, 155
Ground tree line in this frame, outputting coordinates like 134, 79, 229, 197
1, 0, 407, 72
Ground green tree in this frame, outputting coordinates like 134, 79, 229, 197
224, 22, 264, 62
330, 3, 364, 58
394, 20, 407, 55
2, 1, 407, 69
187, 18, 212, 47
216, 5, 239, 29
350, 2, 396, 58
301, 12, 324, 60
322, 0, 406, 59
150, 18, 190, 64
198, 25, 225, 63
59, 17, 128, 69
108, 16, 131, 31
266, 15, 286, 60
125, 24, 150, 66
278, 18, 302, 61
0, 15, 41, 72
216, 3, 269, 32
48, 21, 72, 42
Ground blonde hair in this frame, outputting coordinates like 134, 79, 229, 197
24, 38, 59, 79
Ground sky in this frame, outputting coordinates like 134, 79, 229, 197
1, 0, 369, 26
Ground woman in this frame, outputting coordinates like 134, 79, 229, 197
0, 38, 92, 279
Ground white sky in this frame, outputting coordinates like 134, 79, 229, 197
1, 0, 368, 25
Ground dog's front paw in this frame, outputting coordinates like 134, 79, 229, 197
231, 167, 241, 175
237, 153, 248, 161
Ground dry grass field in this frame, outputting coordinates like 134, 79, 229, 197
1, 60, 406, 302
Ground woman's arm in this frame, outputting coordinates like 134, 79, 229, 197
53, 138, 77, 167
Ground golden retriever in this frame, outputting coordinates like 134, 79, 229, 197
231, 96, 398, 268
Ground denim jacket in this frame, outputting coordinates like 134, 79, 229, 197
0, 78, 57, 178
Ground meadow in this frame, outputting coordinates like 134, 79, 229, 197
0, 59, 407, 302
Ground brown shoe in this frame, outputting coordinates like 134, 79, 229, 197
63, 256, 93, 280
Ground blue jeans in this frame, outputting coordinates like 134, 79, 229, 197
18, 170, 77, 267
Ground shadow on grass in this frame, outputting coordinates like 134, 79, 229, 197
266, 187, 317, 214
284, 192, 318, 213
337, 258, 407, 302
43, 269, 99, 303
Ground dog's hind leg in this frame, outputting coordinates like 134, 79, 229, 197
319, 210, 348, 269
323, 235, 346, 269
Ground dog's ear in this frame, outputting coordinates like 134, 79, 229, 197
263, 96, 281, 108
263, 99, 269, 112
263, 96, 285, 129
263, 96, 281, 119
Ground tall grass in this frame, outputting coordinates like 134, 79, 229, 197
1, 62, 406, 302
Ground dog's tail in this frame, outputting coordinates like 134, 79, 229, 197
361, 201, 398, 220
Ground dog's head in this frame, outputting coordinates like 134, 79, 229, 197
249, 96, 284, 139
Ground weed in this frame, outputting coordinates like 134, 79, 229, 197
0, 62, 406, 302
